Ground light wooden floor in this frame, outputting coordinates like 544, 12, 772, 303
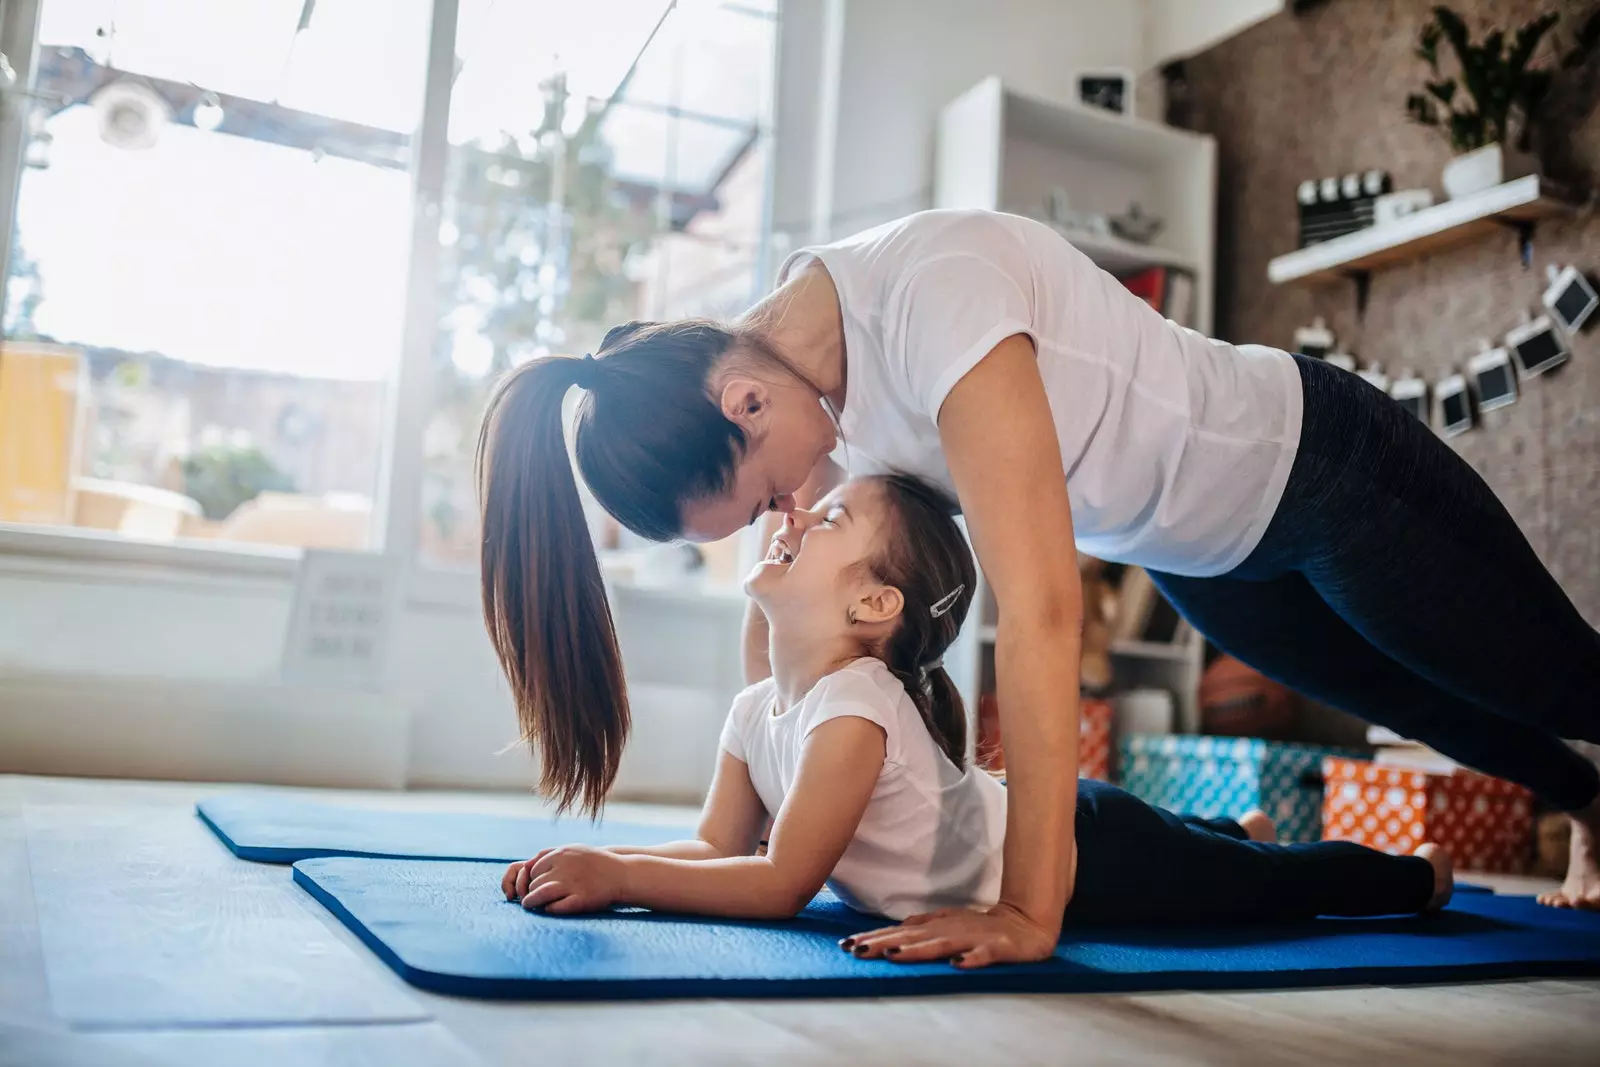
4, 774, 1599, 1067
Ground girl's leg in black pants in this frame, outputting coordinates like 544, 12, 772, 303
1149, 355, 1600, 908
1065, 781, 1435, 926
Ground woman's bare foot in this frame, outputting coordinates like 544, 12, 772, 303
1537, 795, 1600, 911
1415, 843, 1454, 911
1238, 809, 1277, 843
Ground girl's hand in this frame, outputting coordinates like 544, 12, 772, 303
841, 902, 1058, 969
502, 844, 629, 915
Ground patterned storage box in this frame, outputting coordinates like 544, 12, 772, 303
1321, 758, 1534, 873
978, 695, 1113, 780
1118, 734, 1357, 843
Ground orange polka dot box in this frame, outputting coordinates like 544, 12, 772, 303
1321, 758, 1535, 873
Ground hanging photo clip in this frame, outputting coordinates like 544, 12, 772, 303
1467, 341, 1518, 413
1506, 312, 1571, 378
1389, 372, 1428, 423
1436, 372, 1474, 438
1543, 264, 1598, 334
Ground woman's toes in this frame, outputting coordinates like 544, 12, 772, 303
1239, 810, 1277, 843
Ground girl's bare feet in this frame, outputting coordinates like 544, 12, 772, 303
1415, 843, 1453, 911
1238, 809, 1277, 843
1537, 794, 1600, 911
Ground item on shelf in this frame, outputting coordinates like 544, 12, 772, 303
977, 692, 1114, 781
1297, 170, 1388, 247
1467, 343, 1518, 412
1114, 688, 1175, 737
1076, 69, 1132, 115
1112, 566, 1159, 641
1436, 372, 1474, 437
1043, 187, 1110, 237
1118, 267, 1196, 328
1356, 362, 1391, 394
1404, 7, 1593, 199
1506, 312, 1571, 377
1535, 810, 1570, 879
1321, 757, 1534, 873
1373, 188, 1435, 226
1120, 734, 1359, 843
1079, 554, 1116, 694
1389, 373, 1430, 423
1199, 655, 1298, 739
1292, 317, 1335, 360
1543, 264, 1598, 334
1324, 349, 1357, 373
1109, 202, 1164, 244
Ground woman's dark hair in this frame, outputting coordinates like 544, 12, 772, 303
475, 318, 812, 814
860, 473, 978, 768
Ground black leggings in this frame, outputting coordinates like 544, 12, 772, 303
1065, 780, 1433, 925
1151, 355, 1600, 812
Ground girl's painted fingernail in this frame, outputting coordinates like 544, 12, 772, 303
838, 938, 855, 950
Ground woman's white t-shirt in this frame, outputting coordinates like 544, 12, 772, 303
719, 657, 1007, 921
777, 209, 1303, 577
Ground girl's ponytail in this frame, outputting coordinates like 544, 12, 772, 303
477, 355, 628, 815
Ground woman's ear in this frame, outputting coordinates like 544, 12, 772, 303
854, 583, 905, 627
718, 377, 774, 437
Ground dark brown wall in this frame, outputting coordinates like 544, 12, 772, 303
1181, 0, 1600, 621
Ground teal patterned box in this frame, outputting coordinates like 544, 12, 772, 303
1117, 734, 1360, 844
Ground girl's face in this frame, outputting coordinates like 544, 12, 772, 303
744, 479, 901, 629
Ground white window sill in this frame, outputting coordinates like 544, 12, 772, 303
0, 523, 750, 610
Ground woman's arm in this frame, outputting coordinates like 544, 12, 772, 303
742, 456, 845, 684
510, 717, 884, 918
851, 333, 1083, 967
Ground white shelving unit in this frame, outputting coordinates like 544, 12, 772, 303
933, 75, 1218, 335
932, 78, 1217, 745
1267, 175, 1572, 288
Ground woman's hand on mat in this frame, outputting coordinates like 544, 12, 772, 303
841, 902, 1057, 968
503, 845, 626, 914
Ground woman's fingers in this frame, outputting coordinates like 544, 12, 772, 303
951, 943, 997, 969
868, 935, 965, 962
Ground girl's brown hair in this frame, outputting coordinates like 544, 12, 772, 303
860, 473, 978, 767
476, 319, 812, 814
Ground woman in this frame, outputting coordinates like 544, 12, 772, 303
478, 208, 1600, 968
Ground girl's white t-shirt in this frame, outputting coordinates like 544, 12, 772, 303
777, 209, 1303, 577
719, 657, 1007, 920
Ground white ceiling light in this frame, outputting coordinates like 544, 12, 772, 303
91, 80, 171, 150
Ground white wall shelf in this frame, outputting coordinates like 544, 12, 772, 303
1267, 176, 1573, 309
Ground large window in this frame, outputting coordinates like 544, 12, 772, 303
0, 0, 777, 581
419, 0, 777, 571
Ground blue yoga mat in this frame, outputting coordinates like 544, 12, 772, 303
197, 793, 690, 864
294, 856, 1600, 1000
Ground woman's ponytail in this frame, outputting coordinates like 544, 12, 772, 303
477, 355, 628, 816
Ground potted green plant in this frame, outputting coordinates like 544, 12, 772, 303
1404, 6, 1587, 198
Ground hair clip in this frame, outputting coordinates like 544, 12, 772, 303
929, 584, 965, 619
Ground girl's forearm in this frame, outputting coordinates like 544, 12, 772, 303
995, 619, 1082, 934
604, 840, 728, 861
617, 853, 814, 919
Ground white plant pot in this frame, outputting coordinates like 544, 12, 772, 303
1441, 143, 1535, 199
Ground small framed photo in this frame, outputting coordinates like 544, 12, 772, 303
1436, 373, 1474, 438
1077, 70, 1133, 116
1506, 315, 1570, 377
1543, 265, 1598, 334
1293, 318, 1336, 361
1467, 347, 1518, 412
1390, 375, 1428, 423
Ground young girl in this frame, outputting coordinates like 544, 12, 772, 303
500, 473, 1453, 959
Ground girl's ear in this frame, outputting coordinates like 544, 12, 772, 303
854, 583, 904, 626
718, 377, 774, 437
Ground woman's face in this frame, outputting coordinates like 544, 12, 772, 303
678, 374, 838, 543
743, 479, 898, 629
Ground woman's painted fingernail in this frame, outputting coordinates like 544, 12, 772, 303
853, 943, 869, 955
838, 938, 855, 950
951, 954, 965, 965
886, 946, 900, 956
